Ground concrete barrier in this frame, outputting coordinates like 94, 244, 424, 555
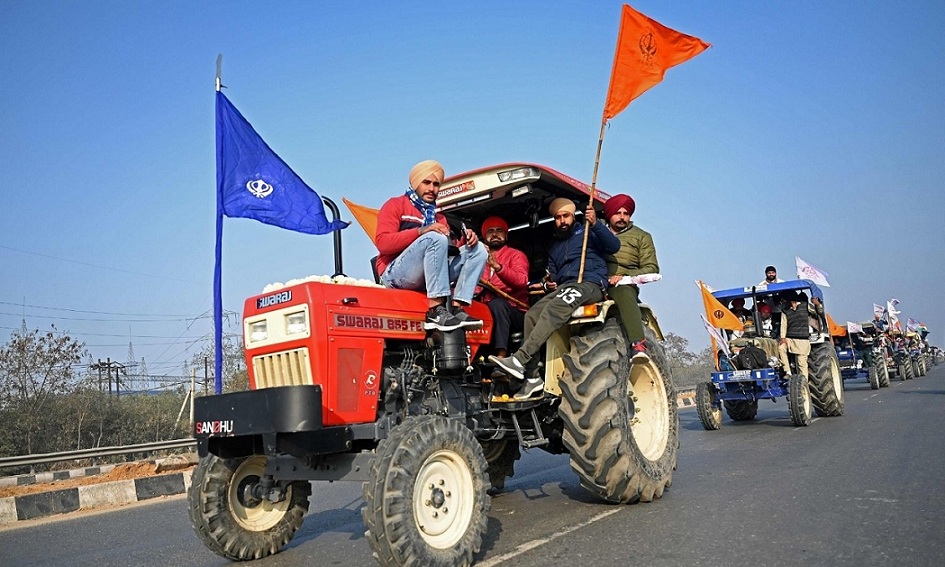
0, 469, 193, 525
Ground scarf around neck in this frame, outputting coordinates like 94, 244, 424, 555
406, 188, 437, 227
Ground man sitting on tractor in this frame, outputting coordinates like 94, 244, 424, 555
490, 197, 620, 399
602, 193, 659, 361
475, 215, 530, 358
375, 160, 489, 331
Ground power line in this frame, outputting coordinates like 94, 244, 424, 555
0, 299, 225, 318
0, 244, 208, 285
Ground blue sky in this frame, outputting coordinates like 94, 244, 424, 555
2, 1, 943, 384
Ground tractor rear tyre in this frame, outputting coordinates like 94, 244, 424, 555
560, 320, 678, 504
904, 358, 914, 380
723, 400, 758, 421
877, 358, 890, 388
696, 382, 722, 430
480, 438, 520, 492
867, 366, 879, 390
188, 455, 311, 561
787, 374, 812, 426
808, 343, 845, 417
362, 415, 489, 567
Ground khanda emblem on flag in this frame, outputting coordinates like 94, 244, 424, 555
246, 178, 274, 198
639, 32, 657, 63
713, 309, 725, 321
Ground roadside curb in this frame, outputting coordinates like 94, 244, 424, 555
0, 469, 193, 525
0, 464, 121, 489
676, 388, 696, 409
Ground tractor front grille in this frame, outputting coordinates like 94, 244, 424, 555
252, 348, 313, 388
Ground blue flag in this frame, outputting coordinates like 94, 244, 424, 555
213, 91, 347, 394
216, 91, 348, 234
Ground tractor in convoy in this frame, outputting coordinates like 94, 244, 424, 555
696, 280, 845, 430
187, 163, 678, 566
835, 322, 889, 390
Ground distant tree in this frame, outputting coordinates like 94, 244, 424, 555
190, 330, 246, 394
0, 326, 88, 455
662, 333, 699, 369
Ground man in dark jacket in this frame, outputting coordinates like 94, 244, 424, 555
491, 197, 621, 399
778, 291, 810, 377
603, 193, 659, 360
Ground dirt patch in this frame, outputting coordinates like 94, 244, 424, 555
0, 462, 195, 498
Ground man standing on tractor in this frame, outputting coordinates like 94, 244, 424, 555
758, 265, 784, 287
602, 193, 659, 361
375, 160, 489, 331
778, 291, 810, 378
490, 197, 620, 399
475, 215, 530, 358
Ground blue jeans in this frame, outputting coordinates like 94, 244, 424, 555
381, 232, 488, 305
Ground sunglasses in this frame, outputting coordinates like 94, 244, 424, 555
421, 179, 441, 188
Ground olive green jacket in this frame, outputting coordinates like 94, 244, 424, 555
606, 223, 659, 277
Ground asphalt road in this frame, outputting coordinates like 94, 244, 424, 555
3, 365, 944, 567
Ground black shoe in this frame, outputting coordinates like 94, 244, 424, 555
514, 377, 545, 400
489, 354, 525, 380
424, 305, 463, 331
452, 309, 484, 329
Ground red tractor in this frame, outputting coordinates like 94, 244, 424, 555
188, 163, 679, 566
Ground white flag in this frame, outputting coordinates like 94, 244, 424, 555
795, 256, 830, 287
701, 314, 731, 357
873, 304, 885, 318
886, 300, 900, 324
847, 322, 863, 334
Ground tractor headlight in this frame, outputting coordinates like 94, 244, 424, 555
497, 166, 538, 182
249, 320, 268, 342
285, 311, 308, 335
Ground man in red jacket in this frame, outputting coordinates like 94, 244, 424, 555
375, 160, 488, 331
476, 216, 529, 357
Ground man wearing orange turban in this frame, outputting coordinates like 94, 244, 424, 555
375, 160, 488, 331
476, 215, 530, 357
603, 193, 659, 360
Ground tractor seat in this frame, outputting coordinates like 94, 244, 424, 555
370, 256, 381, 284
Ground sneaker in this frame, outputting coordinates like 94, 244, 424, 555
513, 377, 544, 400
489, 354, 525, 380
631, 340, 650, 362
423, 305, 463, 331
451, 309, 484, 329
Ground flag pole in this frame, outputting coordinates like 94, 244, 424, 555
577, 118, 608, 283
213, 54, 224, 394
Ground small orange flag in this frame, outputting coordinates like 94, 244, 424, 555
342, 197, 380, 244
699, 281, 744, 332
603, 4, 710, 121
826, 313, 847, 337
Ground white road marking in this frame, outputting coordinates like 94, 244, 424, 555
477, 508, 622, 566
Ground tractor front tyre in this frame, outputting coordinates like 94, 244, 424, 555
187, 455, 311, 561
808, 343, 845, 417
362, 415, 489, 567
696, 382, 722, 430
787, 374, 812, 426
723, 400, 758, 421
560, 320, 678, 504
868, 366, 880, 390
480, 438, 521, 493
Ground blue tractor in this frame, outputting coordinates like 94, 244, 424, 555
696, 280, 845, 430
835, 322, 889, 390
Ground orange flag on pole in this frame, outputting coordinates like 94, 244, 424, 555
603, 4, 710, 121
826, 313, 847, 337
698, 281, 744, 332
342, 197, 380, 244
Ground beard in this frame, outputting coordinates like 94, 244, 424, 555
487, 238, 506, 251
554, 222, 575, 240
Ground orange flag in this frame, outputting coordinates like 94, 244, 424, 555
699, 281, 744, 332
603, 4, 710, 121
826, 313, 847, 337
342, 197, 380, 244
